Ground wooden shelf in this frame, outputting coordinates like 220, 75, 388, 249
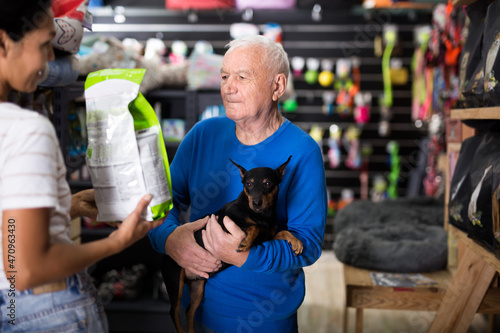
449, 225, 500, 274
451, 107, 500, 120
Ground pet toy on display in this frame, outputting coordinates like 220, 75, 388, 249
379, 25, 397, 137
327, 124, 342, 169
343, 125, 362, 170
305, 58, 320, 85
334, 58, 354, 117
322, 91, 336, 115
386, 140, 400, 199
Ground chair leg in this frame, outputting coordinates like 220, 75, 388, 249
355, 308, 363, 333
342, 307, 348, 333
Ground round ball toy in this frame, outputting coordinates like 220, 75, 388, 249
318, 71, 334, 87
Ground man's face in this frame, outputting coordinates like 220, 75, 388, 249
220, 45, 275, 124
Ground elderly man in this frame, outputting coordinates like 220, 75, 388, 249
149, 35, 327, 332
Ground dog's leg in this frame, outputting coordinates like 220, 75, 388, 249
237, 223, 260, 252
185, 278, 207, 333
161, 256, 186, 333
274, 231, 303, 256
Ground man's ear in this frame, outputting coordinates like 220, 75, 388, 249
272, 73, 287, 102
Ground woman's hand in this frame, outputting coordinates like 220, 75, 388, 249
165, 216, 221, 279
70, 189, 98, 219
202, 215, 248, 267
108, 194, 165, 252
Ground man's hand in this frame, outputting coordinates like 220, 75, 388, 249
202, 215, 248, 267
165, 216, 221, 279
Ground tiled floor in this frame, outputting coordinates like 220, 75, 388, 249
297, 251, 495, 333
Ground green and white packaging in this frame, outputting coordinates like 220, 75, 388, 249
85, 68, 172, 221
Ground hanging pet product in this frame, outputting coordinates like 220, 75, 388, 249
379, 25, 397, 137
370, 174, 388, 202
291, 56, 305, 77
359, 143, 373, 200
169, 40, 188, 65
327, 124, 342, 169
322, 91, 336, 115
343, 125, 362, 170
412, 25, 431, 123
386, 140, 400, 199
309, 124, 324, 147
334, 58, 354, 117
318, 59, 335, 88
305, 58, 320, 85
262, 23, 283, 43
354, 92, 371, 124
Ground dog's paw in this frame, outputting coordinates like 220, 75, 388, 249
274, 231, 303, 256
237, 240, 251, 252
289, 238, 303, 256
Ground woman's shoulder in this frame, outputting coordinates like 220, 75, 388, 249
0, 104, 56, 139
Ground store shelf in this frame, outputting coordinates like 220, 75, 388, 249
451, 107, 500, 120
449, 225, 500, 274
452, 0, 478, 7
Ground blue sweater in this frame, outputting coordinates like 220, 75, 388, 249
149, 117, 327, 332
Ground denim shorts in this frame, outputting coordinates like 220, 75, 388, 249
0, 271, 108, 332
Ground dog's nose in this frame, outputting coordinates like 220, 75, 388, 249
253, 199, 262, 207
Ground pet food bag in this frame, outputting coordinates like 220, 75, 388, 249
467, 131, 500, 255
483, 0, 500, 107
457, 0, 488, 107
448, 133, 484, 232
85, 68, 173, 222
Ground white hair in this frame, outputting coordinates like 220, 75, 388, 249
225, 35, 290, 79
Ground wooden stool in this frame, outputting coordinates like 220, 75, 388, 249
342, 264, 452, 333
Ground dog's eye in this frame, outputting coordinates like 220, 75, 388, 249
263, 181, 272, 189
245, 181, 254, 189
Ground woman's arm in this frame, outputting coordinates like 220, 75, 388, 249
2, 194, 163, 291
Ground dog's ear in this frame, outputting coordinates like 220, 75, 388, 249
230, 159, 247, 178
276, 156, 292, 182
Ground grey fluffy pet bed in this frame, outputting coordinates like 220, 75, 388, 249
333, 197, 447, 273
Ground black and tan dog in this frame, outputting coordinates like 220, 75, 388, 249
161, 156, 303, 333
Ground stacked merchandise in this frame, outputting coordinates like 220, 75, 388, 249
448, 0, 500, 258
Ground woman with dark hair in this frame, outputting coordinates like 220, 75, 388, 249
0, 1, 164, 331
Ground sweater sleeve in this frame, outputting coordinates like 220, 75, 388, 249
240, 143, 327, 273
